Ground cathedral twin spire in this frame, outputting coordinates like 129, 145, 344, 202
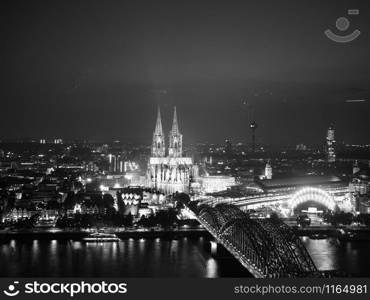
152, 106, 183, 158
170, 106, 179, 135
154, 107, 164, 136
152, 107, 165, 157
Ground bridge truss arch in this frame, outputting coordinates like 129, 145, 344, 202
196, 204, 318, 277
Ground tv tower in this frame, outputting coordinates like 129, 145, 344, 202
243, 100, 258, 152
250, 121, 258, 153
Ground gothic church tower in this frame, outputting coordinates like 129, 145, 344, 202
152, 107, 166, 157
168, 107, 183, 157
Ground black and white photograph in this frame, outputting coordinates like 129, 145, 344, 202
1, 0, 370, 284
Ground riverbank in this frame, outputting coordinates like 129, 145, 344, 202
1, 225, 369, 242
293, 226, 370, 237
0, 227, 211, 241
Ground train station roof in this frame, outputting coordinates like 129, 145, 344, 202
256, 175, 345, 191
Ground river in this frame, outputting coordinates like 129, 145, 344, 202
1, 237, 370, 277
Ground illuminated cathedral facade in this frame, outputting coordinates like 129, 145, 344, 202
147, 107, 195, 194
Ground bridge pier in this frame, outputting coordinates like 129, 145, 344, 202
210, 241, 217, 256
206, 240, 232, 258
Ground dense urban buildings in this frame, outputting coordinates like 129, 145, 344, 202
1, 125, 370, 223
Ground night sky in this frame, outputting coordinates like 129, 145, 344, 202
1, 0, 369, 145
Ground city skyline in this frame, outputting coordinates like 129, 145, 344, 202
0, 106, 368, 148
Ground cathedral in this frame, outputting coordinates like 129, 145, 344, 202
147, 107, 195, 194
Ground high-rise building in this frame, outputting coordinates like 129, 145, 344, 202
265, 160, 272, 180
108, 154, 124, 173
147, 107, 195, 194
326, 125, 336, 163
225, 139, 232, 154
353, 160, 360, 175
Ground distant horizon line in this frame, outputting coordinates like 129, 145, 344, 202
1, 138, 370, 148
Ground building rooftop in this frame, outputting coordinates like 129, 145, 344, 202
256, 175, 345, 191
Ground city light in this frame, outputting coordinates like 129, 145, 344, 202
99, 184, 109, 192
124, 174, 132, 180
289, 187, 336, 213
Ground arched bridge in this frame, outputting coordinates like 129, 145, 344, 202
181, 198, 319, 278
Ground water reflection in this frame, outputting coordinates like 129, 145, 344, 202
31, 240, 39, 268
303, 238, 338, 271
73, 241, 82, 250
0, 237, 369, 277
301, 237, 370, 276
206, 258, 218, 278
